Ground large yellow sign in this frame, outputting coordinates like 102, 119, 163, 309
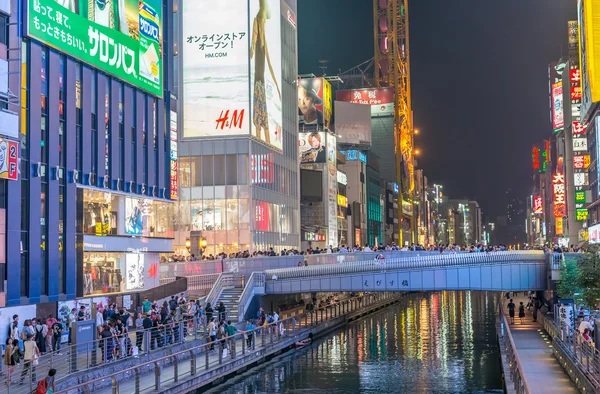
579, 0, 600, 117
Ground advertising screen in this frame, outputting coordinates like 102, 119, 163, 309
298, 77, 331, 129
125, 253, 145, 290
27, 0, 163, 97
579, 0, 600, 120
251, 153, 274, 184
589, 223, 600, 244
183, 0, 249, 138
299, 131, 327, 164
334, 101, 372, 148
552, 82, 564, 130
250, 0, 283, 150
125, 197, 152, 235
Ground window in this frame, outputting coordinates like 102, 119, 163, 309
226, 155, 237, 185
202, 156, 214, 186
214, 155, 225, 185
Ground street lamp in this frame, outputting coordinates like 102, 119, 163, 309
414, 149, 421, 156
185, 238, 191, 254
414, 128, 420, 135
200, 238, 207, 255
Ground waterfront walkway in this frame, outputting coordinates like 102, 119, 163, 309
503, 295, 577, 394
54, 293, 399, 394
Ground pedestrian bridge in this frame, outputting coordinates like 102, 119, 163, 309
262, 251, 549, 294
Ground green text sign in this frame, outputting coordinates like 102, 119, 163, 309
28, 0, 163, 97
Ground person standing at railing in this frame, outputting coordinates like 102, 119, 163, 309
507, 299, 516, 324
4, 338, 17, 385
207, 318, 217, 352
142, 314, 153, 351
135, 313, 144, 351
21, 334, 39, 384
98, 324, 113, 362
245, 320, 256, 348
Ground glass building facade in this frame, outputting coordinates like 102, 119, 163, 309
2, 0, 179, 307
177, 0, 300, 255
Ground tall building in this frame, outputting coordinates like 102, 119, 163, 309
178, 0, 300, 255
0, 0, 178, 309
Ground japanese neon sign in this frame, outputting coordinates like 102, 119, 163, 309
574, 155, 591, 169
553, 172, 566, 218
533, 196, 543, 214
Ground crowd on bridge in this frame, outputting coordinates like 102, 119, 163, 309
164, 243, 551, 262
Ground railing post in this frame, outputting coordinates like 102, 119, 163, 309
270, 326, 274, 343
173, 356, 179, 383
218, 342, 223, 364
205, 344, 210, 370
242, 334, 246, 355
231, 338, 236, 359
154, 363, 161, 391
134, 368, 140, 394
111, 376, 119, 394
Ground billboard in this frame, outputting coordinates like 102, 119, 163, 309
299, 131, 327, 164
553, 173, 566, 218
169, 111, 178, 200
573, 137, 588, 151
579, 0, 600, 121
334, 101, 372, 148
250, 0, 283, 150
552, 82, 564, 130
27, 0, 163, 97
298, 77, 331, 129
589, 223, 600, 244
183, 0, 250, 138
573, 154, 591, 169
0, 139, 18, 180
336, 87, 394, 117
251, 153, 274, 184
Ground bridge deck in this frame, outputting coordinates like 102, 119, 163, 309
505, 295, 577, 394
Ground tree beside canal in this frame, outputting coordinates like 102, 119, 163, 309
558, 246, 600, 308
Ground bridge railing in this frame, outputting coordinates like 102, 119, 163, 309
54, 292, 399, 394
265, 251, 546, 280
237, 272, 266, 323
499, 303, 531, 394
204, 273, 237, 308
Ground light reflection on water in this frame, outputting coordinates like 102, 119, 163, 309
202, 291, 503, 394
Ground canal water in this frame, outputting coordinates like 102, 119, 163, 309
203, 291, 503, 394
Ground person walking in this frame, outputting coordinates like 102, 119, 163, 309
20, 334, 39, 384
507, 299, 516, 324
35, 368, 56, 394
51, 319, 63, 355
208, 318, 217, 352
518, 302, 526, 324
205, 303, 214, 327
218, 302, 226, 322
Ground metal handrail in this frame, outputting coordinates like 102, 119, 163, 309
204, 273, 234, 308
499, 304, 531, 394
55, 292, 399, 393
187, 273, 222, 292
539, 312, 600, 389
265, 251, 547, 280
236, 272, 266, 322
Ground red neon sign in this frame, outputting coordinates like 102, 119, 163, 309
553, 173, 566, 218
533, 196, 543, 214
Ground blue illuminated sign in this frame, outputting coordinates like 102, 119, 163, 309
346, 150, 367, 163
393, 183, 399, 194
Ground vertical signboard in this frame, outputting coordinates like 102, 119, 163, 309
169, 111, 178, 200
249, 0, 283, 150
533, 196, 543, 214
26, 0, 163, 97
552, 82, 564, 131
578, 0, 600, 121
183, 0, 249, 138
0, 139, 18, 180
327, 134, 337, 246
553, 173, 566, 218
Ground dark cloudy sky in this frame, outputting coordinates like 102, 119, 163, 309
298, 0, 576, 218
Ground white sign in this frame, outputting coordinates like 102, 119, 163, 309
337, 171, 347, 185
574, 172, 589, 186
573, 137, 588, 152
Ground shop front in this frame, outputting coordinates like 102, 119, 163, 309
81, 234, 173, 298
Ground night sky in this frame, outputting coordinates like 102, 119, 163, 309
298, 0, 576, 218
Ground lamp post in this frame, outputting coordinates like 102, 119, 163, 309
185, 238, 191, 254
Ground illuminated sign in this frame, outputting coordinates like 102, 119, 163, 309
576, 208, 589, 221
579, 0, 600, 120
575, 190, 587, 204
305, 232, 325, 241
169, 111, 178, 200
337, 194, 348, 208
573, 137, 588, 151
346, 150, 367, 163
572, 121, 587, 135
571, 68, 581, 84
533, 196, 543, 214
572, 85, 583, 102
556, 217, 564, 235
589, 223, 600, 244
574, 155, 590, 169
532, 146, 541, 170
552, 82, 564, 130
337, 171, 347, 185
574, 172, 589, 186
553, 172, 566, 217
394, 183, 399, 194
148, 263, 158, 278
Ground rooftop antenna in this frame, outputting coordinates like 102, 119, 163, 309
318, 59, 329, 76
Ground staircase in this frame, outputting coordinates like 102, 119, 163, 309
215, 287, 244, 323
